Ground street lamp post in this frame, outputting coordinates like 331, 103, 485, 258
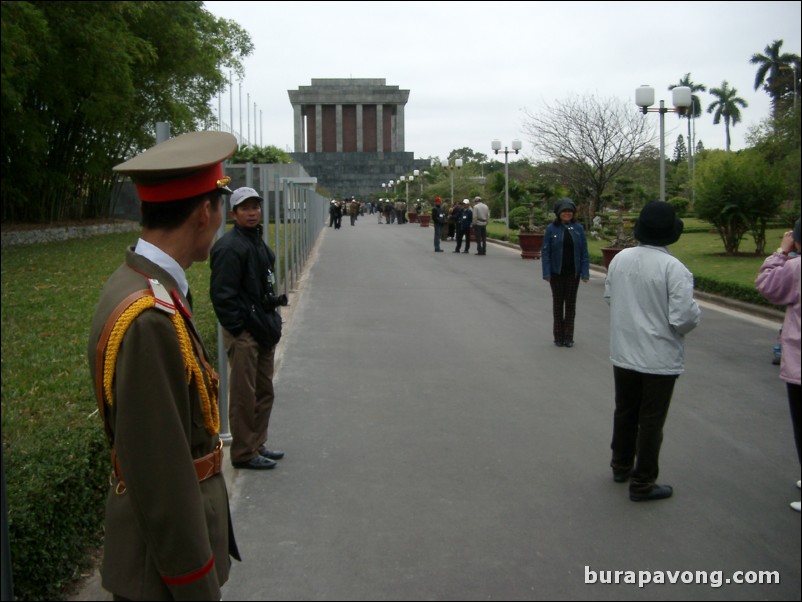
491, 139, 522, 240
413, 169, 429, 199
441, 158, 463, 204
399, 175, 413, 204
635, 85, 691, 203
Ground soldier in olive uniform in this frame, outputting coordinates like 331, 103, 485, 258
87, 132, 240, 600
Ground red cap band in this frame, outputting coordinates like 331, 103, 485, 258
135, 164, 227, 202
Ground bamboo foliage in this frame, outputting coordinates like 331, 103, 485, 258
1, 1, 253, 223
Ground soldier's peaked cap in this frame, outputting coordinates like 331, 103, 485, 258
113, 131, 237, 202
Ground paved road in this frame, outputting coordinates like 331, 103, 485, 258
218, 218, 799, 601
72, 217, 800, 601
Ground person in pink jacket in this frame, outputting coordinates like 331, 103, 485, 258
756, 218, 801, 512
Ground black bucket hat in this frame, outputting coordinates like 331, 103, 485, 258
634, 201, 684, 246
553, 198, 576, 217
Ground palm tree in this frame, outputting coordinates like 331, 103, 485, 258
750, 39, 799, 118
669, 74, 706, 194
707, 81, 748, 152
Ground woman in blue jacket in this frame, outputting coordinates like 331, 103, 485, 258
541, 198, 590, 347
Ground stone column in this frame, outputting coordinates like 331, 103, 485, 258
293, 104, 304, 152
315, 104, 323, 154
396, 104, 405, 152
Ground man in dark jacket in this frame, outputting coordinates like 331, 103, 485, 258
432, 197, 445, 252
454, 199, 472, 253
210, 187, 288, 470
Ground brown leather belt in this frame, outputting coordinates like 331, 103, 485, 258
193, 440, 224, 482
111, 440, 223, 493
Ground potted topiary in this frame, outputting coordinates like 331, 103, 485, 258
517, 203, 546, 259
418, 200, 432, 227
600, 218, 637, 268
408, 199, 419, 223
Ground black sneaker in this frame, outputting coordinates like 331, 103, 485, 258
630, 484, 673, 501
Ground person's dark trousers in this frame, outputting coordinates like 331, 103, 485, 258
548, 273, 580, 343
433, 223, 442, 251
610, 367, 678, 494
474, 224, 487, 254
788, 383, 802, 465
455, 226, 469, 252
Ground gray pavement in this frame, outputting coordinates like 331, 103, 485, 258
75, 217, 800, 601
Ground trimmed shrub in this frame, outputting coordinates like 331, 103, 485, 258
6, 424, 107, 601
668, 196, 690, 217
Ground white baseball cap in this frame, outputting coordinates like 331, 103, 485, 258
230, 187, 262, 209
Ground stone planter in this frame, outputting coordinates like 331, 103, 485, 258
419, 214, 431, 227
408, 212, 418, 223
518, 232, 545, 259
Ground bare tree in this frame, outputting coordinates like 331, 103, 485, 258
521, 94, 654, 215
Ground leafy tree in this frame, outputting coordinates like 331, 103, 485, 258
696, 139, 705, 154
449, 146, 489, 165
707, 81, 748, 153
669, 73, 706, 205
232, 144, 293, 164
1, 1, 252, 223
672, 134, 687, 165
746, 103, 801, 204
750, 39, 800, 118
521, 94, 652, 216
695, 150, 784, 254
669, 73, 706, 175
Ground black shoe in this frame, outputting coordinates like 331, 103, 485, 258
435, 249, 443, 252
613, 469, 631, 483
259, 448, 284, 460
564, 340, 574, 348
630, 484, 673, 501
453, 250, 461, 253
463, 250, 469, 253
233, 455, 276, 470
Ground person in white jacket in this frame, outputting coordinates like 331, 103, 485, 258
604, 201, 701, 502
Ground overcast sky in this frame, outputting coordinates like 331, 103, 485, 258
202, 1, 801, 163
